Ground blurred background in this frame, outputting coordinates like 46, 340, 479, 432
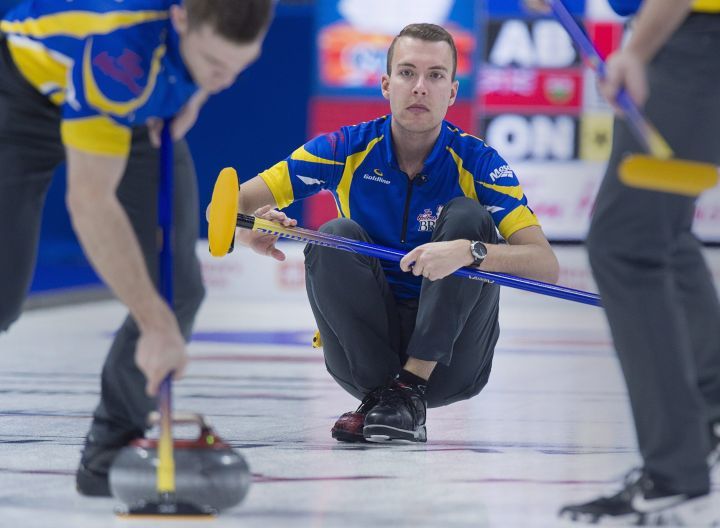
5, 0, 718, 299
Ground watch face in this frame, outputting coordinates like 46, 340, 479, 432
472, 241, 487, 259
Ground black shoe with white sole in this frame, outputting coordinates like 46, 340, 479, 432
558, 468, 718, 526
363, 379, 427, 443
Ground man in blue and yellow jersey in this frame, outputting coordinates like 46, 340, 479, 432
223, 24, 560, 444
524, 0, 720, 524
0, 0, 273, 496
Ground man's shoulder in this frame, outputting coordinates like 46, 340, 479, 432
4, 0, 172, 19
342, 115, 388, 151
443, 121, 494, 162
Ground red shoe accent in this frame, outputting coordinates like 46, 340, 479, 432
331, 411, 366, 442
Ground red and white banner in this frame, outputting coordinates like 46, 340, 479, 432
478, 67, 583, 114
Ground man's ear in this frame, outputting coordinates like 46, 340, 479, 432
381, 73, 391, 101
169, 4, 188, 35
448, 79, 459, 107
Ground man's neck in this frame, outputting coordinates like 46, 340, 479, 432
390, 120, 441, 178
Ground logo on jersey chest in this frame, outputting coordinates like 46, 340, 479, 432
416, 205, 443, 232
93, 49, 145, 96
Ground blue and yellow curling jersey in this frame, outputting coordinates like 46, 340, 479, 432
609, 0, 720, 16
0, 0, 197, 156
260, 115, 540, 299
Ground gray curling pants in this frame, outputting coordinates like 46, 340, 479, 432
586, 14, 720, 495
0, 36, 205, 447
304, 196, 500, 409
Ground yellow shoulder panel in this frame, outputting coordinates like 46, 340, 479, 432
0, 11, 168, 39
336, 136, 383, 218
693, 0, 720, 12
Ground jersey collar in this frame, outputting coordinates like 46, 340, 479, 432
382, 114, 451, 177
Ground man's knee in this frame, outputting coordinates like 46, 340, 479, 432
434, 197, 496, 243
305, 218, 367, 263
319, 217, 364, 237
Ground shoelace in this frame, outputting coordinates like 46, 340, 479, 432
355, 388, 382, 414
378, 383, 422, 421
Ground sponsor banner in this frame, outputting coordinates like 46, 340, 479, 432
514, 161, 720, 242
485, 19, 580, 69
585, 21, 624, 59
199, 241, 309, 302
309, 98, 474, 136
696, 184, 720, 242
579, 113, 614, 161
514, 161, 601, 239
478, 67, 583, 114
485, 0, 584, 18
582, 68, 613, 113
316, 0, 476, 97
479, 114, 580, 161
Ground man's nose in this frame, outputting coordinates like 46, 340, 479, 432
412, 77, 427, 95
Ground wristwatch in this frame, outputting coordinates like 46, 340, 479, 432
469, 240, 487, 267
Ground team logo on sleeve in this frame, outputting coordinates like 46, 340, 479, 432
296, 175, 325, 186
488, 164, 515, 182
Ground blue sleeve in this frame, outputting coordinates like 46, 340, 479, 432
259, 130, 348, 209
473, 149, 540, 240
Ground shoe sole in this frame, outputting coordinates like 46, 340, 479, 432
76, 466, 111, 498
363, 425, 427, 443
559, 494, 720, 526
331, 429, 367, 443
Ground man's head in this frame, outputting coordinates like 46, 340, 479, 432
382, 23, 459, 134
171, 0, 274, 94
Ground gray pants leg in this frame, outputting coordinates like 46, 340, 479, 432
88, 131, 205, 445
304, 218, 405, 400
407, 197, 500, 407
0, 35, 65, 331
586, 14, 720, 495
305, 197, 499, 409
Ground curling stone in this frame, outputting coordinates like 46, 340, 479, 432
109, 415, 251, 514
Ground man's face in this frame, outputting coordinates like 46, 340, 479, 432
381, 37, 458, 134
172, 6, 263, 94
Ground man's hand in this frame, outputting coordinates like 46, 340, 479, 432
242, 204, 297, 261
600, 50, 649, 110
148, 89, 209, 147
134, 310, 188, 396
400, 239, 473, 281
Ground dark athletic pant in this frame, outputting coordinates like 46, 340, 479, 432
0, 36, 205, 447
586, 14, 720, 495
305, 196, 500, 409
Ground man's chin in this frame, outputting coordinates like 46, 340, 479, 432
396, 116, 441, 134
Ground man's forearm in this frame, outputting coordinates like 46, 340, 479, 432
66, 149, 174, 332
481, 242, 560, 284
70, 197, 173, 328
627, 0, 694, 63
